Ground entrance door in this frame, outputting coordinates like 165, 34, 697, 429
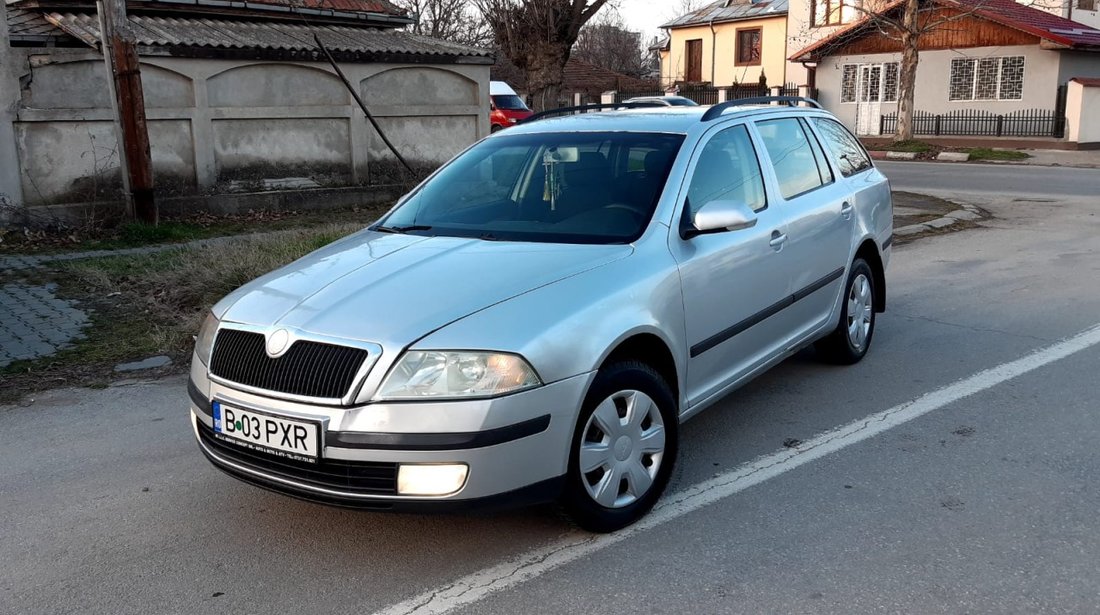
685, 39, 703, 82
855, 65, 883, 136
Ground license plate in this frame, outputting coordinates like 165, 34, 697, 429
212, 401, 321, 463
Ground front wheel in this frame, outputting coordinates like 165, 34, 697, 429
560, 361, 678, 533
816, 259, 876, 364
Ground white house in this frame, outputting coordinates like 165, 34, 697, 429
789, 0, 1100, 143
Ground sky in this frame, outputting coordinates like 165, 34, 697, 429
612, 0, 685, 42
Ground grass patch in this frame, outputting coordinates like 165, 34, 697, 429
964, 148, 1031, 161
0, 223, 362, 403
867, 140, 935, 153
0, 206, 388, 254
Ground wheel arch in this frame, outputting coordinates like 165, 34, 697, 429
597, 331, 681, 409
856, 238, 887, 313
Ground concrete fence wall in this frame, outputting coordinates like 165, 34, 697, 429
0, 44, 490, 222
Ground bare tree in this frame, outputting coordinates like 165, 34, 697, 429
473, 0, 615, 111
398, 0, 492, 47
664, 0, 704, 21
574, 11, 645, 76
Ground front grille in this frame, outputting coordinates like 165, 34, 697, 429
210, 329, 369, 400
197, 421, 398, 495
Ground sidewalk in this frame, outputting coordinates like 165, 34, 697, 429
865, 141, 1100, 169
1012, 149, 1100, 168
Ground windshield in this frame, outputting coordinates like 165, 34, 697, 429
492, 95, 529, 111
376, 132, 685, 244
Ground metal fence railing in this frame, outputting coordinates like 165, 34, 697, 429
723, 83, 768, 100
880, 108, 1065, 138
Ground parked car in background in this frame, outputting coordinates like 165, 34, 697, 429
189, 100, 892, 533
490, 81, 532, 131
623, 95, 699, 107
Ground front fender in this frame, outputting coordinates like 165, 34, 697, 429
411, 247, 687, 400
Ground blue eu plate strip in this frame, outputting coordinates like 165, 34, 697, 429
212, 401, 223, 433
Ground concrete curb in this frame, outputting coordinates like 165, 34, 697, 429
894, 201, 985, 238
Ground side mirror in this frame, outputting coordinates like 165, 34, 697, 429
688, 200, 758, 237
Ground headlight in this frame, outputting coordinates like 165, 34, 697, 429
194, 312, 220, 366
376, 351, 541, 400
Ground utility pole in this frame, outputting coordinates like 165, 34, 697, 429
98, 0, 157, 224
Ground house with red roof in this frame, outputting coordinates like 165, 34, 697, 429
788, 0, 1100, 142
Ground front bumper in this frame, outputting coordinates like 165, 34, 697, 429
189, 368, 592, 510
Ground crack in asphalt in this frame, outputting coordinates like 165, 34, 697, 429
402, 533, 595, 614
894, 312, 1051, 343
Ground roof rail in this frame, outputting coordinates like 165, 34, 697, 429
520, 102, 667, 124
701, 96, 822, 122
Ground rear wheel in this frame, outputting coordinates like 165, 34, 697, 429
816, 258, 876, 364
561, 361, 678, 533
491, 124, 504, 133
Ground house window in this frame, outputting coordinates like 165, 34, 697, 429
949, 56, 1025, 101
841, 62, 899, 103
1079, 0, 1096, 10
737, 28, 762, 65
813, 0, 858, 26
883, 63, 898, 102
841, 65, 858, 103
685, 39, 703, 82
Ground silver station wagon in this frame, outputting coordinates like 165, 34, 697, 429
188, 98, 892, 532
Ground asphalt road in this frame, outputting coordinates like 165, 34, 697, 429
878, 160, 1099, 199
3, 170, 1100, 614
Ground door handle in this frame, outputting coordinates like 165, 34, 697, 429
769, 230, 787, 251
841, 202, 854, 220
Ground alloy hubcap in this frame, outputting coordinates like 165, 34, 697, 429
579, 390, 666, 509
847, 273, 873, 350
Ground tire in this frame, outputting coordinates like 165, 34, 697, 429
560, 361, 678, 533
815, 258, 876, 365
491, 124, 504, 133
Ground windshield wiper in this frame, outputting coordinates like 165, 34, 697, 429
374, 224, 433, 234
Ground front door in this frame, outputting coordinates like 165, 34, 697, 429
856, 65, 883, 136
670, 123, 795, 407
685, 39, 703, 83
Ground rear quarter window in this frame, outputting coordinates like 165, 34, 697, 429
812, 118, 873, 177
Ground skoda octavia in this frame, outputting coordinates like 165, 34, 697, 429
189, 100, 892, 532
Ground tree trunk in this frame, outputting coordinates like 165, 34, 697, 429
525, 42, 570, 112
894, 0, 920, 143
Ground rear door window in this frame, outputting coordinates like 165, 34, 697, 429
755, 118, 829, 200
811, 117, 873, 177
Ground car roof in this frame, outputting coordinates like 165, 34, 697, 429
500, 104, 824, 136
489, 81, 518, 96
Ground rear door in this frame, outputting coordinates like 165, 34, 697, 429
669, 123, 795, 406
751, 116, 851, 342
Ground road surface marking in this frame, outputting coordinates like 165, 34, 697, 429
375, 323, 1100, 615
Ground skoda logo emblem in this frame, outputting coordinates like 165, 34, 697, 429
266, 329, 291, 358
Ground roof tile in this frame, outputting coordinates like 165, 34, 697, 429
41, 11, 492, 57
662, 0, 789, 28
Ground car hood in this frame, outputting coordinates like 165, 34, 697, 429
215, 231, 632, 348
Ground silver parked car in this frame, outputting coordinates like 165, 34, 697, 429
189, 100, 892, 532
623, 95, 699, 107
